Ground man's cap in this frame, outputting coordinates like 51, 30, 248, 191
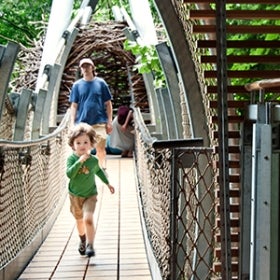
79, 58, 94, 67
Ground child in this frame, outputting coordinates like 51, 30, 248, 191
66, 122, 115, 257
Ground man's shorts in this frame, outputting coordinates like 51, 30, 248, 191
92, 123, 107, 149
69, 194, 97, 220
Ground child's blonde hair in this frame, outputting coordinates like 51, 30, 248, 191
68, 123, 96, 147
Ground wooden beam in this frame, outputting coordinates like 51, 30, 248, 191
198, 40, 280, 49
190, 10, 280, 20
193, 25, 280, 34
245, 78, 280, 92
205, 70, 280, 79
201, 55, 280, 64
184, 0, 279, 4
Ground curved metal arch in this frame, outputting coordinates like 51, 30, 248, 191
152, 2, 213, 279
153, 0, 210, 146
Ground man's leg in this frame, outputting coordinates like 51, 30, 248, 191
96, 143, 106, 169
92, 124, 107, 169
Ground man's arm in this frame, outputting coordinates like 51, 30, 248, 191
70, 102, 78, 127
105, 100, 113, 134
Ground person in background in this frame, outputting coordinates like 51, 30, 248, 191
66, 122, 115, 258
69, 57, 113, 169
110, 105, 134, 158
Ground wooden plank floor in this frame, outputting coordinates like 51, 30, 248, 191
18, 156, 152, 280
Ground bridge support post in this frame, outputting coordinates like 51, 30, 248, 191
0, 42, 19, 122
243, 102, 280, 280
239, 120, 253, 280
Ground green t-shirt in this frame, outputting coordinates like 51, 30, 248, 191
66, 153, 109, 197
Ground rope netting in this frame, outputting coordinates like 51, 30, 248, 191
1, 20, 149, 274
134, 108, 219, 279
0, 117, 70, 269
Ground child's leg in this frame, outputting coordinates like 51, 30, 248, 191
83, 212, 95, 245
83, 195, 97, 257
70, 195, 85, 237
69, 194, 87, 255
76, 218, 85, 236
76, 219, 86, 255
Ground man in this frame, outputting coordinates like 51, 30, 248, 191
69, 57, 113, 169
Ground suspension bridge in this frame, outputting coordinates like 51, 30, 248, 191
1, 1, 280, 280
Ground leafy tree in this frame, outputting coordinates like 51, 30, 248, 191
93, 0, 129, 20
0, 0, 91, 47
124, 40, 165, 88
0, 0, 53, 46
1, 0, 165, 86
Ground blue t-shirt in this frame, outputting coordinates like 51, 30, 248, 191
69, 77, 112, 125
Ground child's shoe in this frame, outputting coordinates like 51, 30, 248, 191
85, 243, 95, 257
78, 240, 86, 255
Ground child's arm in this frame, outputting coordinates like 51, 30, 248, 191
96, 168, 115, 194
107, 184, 115, 194
66, 156, 82, 178
67, 152, 91, 178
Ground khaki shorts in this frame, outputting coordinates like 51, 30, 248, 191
92, 124, 106, 149
69, 194, 97, 220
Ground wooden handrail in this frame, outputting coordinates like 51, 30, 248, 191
245, 78, 280, 92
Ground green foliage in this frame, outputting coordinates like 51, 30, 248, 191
0, 0, 53, 46
93, 0, 160, 23
93, 0, 129, 21
0, 0, 91, 47
0, 0, 165, 87
225, 4, 280, 102
115, 0, 165, 88
124, 40, 165, 88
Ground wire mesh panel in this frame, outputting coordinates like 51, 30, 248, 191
171, 148, 217, 280
135, 135, 172, 278
134, 109, 218, 280
0, 120, 69, 270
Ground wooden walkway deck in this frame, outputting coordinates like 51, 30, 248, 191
18, 156, 152, 280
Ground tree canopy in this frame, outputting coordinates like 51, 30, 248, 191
0, 0, 53, 46
0, 0, 127, 47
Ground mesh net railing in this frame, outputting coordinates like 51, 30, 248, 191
0, 114, 70, 269
134, 108, 219, 280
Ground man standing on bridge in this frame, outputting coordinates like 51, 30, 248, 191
69, 57, 113, 170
